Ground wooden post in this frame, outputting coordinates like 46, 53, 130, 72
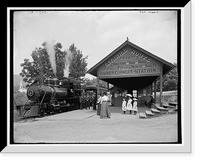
160, 64, 163, 106
107, 82, 109, 91
97, 70, 100, 94
154, 81, 157, 104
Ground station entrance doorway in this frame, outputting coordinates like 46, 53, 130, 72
102, 76, 157, 107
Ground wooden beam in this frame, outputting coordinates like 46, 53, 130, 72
107, 82, 109, 91
160, 63, 163, 106
154, 81, 156, 104
97, 69, 100, 94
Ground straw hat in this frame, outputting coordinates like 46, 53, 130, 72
126, 94, 132, 97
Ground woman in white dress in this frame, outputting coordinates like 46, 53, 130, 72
126, 95, 133, 114
122, 98, 127, 114
100, 92, 111, 119
132, 98, 138, 115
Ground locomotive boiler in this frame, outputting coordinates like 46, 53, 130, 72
20, 78, 82, 117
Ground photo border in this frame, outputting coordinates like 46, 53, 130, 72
3, 2, 191, 152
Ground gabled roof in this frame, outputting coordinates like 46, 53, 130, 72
87, 39, 175, 77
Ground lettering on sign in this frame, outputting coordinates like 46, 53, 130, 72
131, 49, 151, 62
104, 64, 158, 71
99, 47, 160, 77
104, 48, 151, 68
104, 49, 128, 67
99, 68, 158, 76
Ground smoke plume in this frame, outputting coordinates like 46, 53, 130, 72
45, 40, 56, 76
64, 49, 73, 78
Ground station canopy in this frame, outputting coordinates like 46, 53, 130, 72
87, 39, 175, 90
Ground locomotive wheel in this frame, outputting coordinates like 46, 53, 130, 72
45, 110, 51, 115
40, 109, 45, 116
50, 105, 55, 114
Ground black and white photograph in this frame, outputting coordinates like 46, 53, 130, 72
4, 3, 192, 153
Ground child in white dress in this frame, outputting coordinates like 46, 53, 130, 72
127, 96, 133, 114
122, 98, 127, 114
132, 98, 138, 115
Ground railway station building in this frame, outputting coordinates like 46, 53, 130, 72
87, 39, 175, 107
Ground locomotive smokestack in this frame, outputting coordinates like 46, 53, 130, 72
45, 40, 56, 77
36, 54, 44, 86
64, 49, 73, 78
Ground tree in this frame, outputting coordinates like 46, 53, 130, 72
156, 63, 178, 91
20, 41, 88, 85
69, 44, 88, 80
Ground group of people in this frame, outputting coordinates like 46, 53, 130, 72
80, 91, 155, 119
80, 93, 97, 110
80, 91, 112, 119
122, 94, 138, 115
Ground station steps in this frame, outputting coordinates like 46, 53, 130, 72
139, 103, 177, 119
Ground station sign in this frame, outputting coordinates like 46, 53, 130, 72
98, 45, 161, 78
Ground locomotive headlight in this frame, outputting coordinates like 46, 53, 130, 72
28, 90, 34, 96
27, 85, 40, 101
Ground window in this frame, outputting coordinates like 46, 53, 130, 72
132, 90, 137, 97
143, 89, 146, 96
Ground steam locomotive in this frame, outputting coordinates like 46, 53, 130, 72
20, 78, 82, 117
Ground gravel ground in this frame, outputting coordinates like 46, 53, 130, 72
14, 107, 178, 143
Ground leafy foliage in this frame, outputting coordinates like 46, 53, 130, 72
69, 44, 88, 80
156, 63, 178, 91
14, 91, 28, 106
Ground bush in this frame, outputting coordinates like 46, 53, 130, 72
14, 92, 28, 108
156, 94, 177, 105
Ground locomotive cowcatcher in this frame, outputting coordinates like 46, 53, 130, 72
19, 77, 82, 117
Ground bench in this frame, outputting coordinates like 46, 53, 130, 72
145, 110, 154, 116
139, 112, 147, 118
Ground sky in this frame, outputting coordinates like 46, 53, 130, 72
13, 10, 177, 79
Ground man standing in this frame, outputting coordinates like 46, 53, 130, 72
86, 93, 90, 109
92, 93, 97, 110
145, 95, 155, 108
97, 93, 102, 115
107, 91, 112, 107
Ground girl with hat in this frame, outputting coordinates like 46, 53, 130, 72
122, 98, 127, 114
132, 97, 138, 115
126, 94, 133, 114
